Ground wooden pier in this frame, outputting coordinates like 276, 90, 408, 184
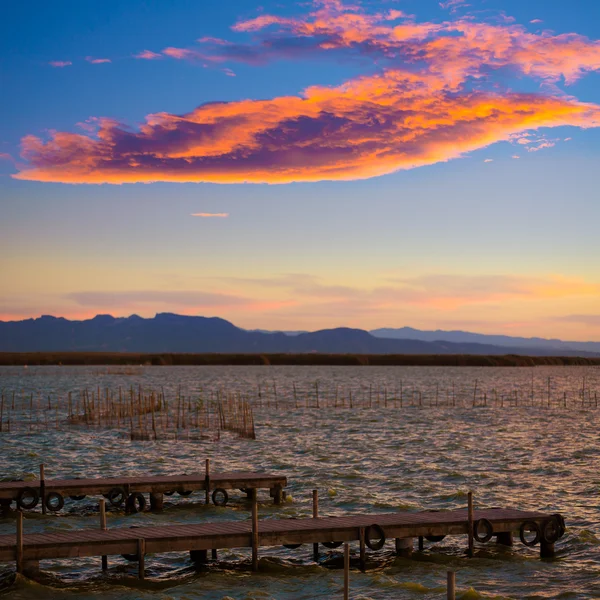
0, 463, 287, 513
1, 504, 565, 578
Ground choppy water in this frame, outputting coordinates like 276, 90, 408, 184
0, 365, 599, 599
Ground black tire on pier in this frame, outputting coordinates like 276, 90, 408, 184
212, 488, 229, 507
107, 487, 126, 508
126, 492, 146, 513
519, 521, 541, 547
473, 518, 494, 543
365, 524, 386, 551
45, 492, 65, 512
17, 487, 39, 510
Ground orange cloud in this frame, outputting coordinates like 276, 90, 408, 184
15, 1, 600, 184
191, 213, 229, 217
13, 68, 600, 184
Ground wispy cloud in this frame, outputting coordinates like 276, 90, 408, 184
15, 1, 600, 184
190, 212, 229, 217
133, 50, 162, 60
49, 60, 72, 68
85, 57, 111, 64
0, 153, 12, 161
439, 0, 470, 13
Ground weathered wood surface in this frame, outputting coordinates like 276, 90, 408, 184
0, 472, 287, 500
0, 507, 558, 562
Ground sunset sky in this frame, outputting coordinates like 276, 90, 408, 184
1, 0, 600, 339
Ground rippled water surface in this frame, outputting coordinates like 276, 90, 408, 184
0, 365, 599, 599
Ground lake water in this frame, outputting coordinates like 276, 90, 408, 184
0, 365, 599, 599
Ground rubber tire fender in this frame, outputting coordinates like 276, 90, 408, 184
178, 490, 193, 497
365, 524, 386, 551
322, 541, 344, 549
551, 513, 566, 539
126, 492, 146, 513
45, 492, 65, 512
17, 487, 39, 510
108, 487, 126, 508
519, 521, 541, 547
425, 535, 446, 543
473, 518, 494, 543
542, 517, 562, 544
212, 488, 229, 507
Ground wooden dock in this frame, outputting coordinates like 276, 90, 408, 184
1, 504, 565, 578
0, 463, 287, 513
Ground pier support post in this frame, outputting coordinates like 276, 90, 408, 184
212, 549, 218, 560
359, 527, 366, 572
467, 491, 474, 558
137, 539, 145, 580
16, 510, 23, 574
251, 488, 259, 571
496, 532, 513, 547
39, 464, 46, 516
395, 538, 413, 558
0, 499, 12, 515
205, 459, 211, 505
312, 490, 319, 563
418, 536, 424, 551
149, 492, 164, 511
272, 485, 283, 505
99, 499, 108, 571
190, 549, 208, 564
343, 543, 350, 600
540, 540, 555, 559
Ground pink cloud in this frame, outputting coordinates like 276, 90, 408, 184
85, 57, 111, 64
133, 50, 162, 60
49, 61, 72, 68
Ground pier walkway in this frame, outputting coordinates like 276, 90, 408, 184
0, 505, 565, 578
0, 468, 287, 512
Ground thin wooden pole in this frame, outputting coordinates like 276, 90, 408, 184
467, 491, 474, 558
137, 538, 145, 579
312, 489, 319, 562
16, 510, 23, 574
205, 458, 211, 505
447, 570, 456, 599
99, 499, 108, 571
359, 527, 366, 572
343, 542, 350, 600
251, 489, 259, 571
39, 464, 46, 515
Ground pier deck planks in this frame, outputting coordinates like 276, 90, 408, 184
0, 472, 287, 500
0, 507, 558, 562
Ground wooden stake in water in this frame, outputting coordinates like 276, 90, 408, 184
312, 489, 319, 562
447, 570, 456, 600
205, 458, 211, 505
39, 464, 46, 515
100, 499, 108, 571
137, 538, 145, 579
16, 510, 23, 574
343, 542, 350, 600
467, 491, 474, 558
251, 489, 259, 571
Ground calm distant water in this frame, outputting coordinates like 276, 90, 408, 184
0, 365, 599, 600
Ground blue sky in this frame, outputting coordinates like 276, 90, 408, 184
1, 0, 599, 339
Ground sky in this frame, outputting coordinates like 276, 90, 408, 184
1, 0, 600, 340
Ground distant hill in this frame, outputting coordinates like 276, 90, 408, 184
1, 314, 599, 357
370, 327, 600, 354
